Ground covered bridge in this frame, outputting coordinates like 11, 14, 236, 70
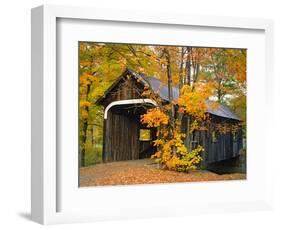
96, 68, 243, 168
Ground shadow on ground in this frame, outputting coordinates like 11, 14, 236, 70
18, 212, 32, 221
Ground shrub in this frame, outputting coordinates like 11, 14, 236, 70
151, 130, 204, 172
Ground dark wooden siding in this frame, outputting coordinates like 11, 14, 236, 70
101, 76, 156, 162
181, 114, 243, 165
204, 132, 240, 163
103, 110, 140, 162
199, 117, 243, 164
102, 76, 144, 108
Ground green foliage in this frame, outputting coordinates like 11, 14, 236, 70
172, 146, 204, 172
84, 142, 103, 166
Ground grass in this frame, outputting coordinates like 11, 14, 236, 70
84, 144, 102, 166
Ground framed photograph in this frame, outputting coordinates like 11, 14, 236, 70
31, 5, 274, 225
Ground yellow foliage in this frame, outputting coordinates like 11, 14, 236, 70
177, 84, 213, 120
80, 100, 91, 108
190, 120, 199, 133
80, 73, 98, 87
164, 146, 204, 172
150, 126, 203, 172
140, 108, 169, 127
80, 100, 91, 121
80, 110, 89, 120
153, 139, 165, 146
214, 123, 240, 135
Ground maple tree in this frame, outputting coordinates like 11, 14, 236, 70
140, 78, 211, 171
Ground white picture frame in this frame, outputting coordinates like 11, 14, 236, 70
31, 5, 274, 225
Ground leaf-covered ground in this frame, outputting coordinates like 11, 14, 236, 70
79, 159, 246, 187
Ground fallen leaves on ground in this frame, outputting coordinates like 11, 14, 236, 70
79, 159, 246, 187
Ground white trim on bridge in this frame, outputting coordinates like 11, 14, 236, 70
104, 99, 157, 119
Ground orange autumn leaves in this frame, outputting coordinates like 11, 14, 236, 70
177, 83, 215, 120
225, 49, 246, 84
140, 83, 213, 172
140, 108, 169, 127
80, 159, 246, 187
149, 128, 204, 172
141, 82, 217, 126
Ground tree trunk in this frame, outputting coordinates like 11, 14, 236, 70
217, 78, 222, 102
177, 48, 185, 129
164, 48, 176, 155
185, 123, 190, 149
81, 121, 88, 167
186, 47, 191, 85
183, 47, 192, 147
80, 84, 90, 167
179, 47, 185, 90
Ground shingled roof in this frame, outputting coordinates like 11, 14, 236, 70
127, 69, 240, 121
98, 68, 240, 121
